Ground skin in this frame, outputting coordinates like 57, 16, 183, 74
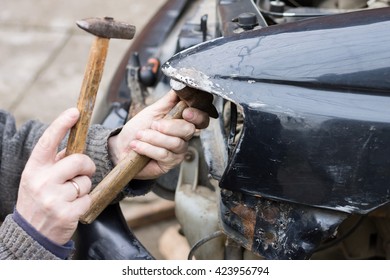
16, 90, 210, 245
109, 89, 210, 179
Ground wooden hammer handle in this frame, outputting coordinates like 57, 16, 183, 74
66, 37, 109, 156
79, 100, 188, 224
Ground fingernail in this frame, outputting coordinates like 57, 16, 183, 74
183, 109, 194, 120
67, 108, 79, 119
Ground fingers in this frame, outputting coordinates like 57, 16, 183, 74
132, 128, 189, 155
150, 89, 180, 114
140, 89, 180, 119
131, 139, 186, 164
110, 89, 212, 181
15, 108, 97, 245
30, 108, 79, 165
129, 120, 191, 178
130, 137, 187, 179
160, 90, 210, 129
16, 170, 92, 245
152, 119, 196, 141
62, 176, 92, 202
51, 153, 96, 183
182, 107, 210, 129
129, 118, 195, 158
70, 194, 92, 219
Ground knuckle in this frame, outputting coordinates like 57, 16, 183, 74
172, 137, 184, 150
41, 196, 57, 212
86, 177, 93, 188
134, 142, 146, 154
82, 176, 93, 192
72, 154, 96, 174
87, 159, 96, 174
143, 129, 154, 141
159, 149, 171, 160
37, 134, 51, 151
71, 155, 85, 166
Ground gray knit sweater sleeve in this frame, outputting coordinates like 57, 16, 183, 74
0, 110, 114, 259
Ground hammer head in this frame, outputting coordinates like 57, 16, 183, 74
76, 17, 136, 39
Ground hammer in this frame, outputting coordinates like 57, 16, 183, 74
79, 80, 218, 224
66, 17, 135, 156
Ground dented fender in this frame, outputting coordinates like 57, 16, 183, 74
162, 7, 390, 214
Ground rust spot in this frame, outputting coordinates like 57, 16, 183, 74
261, 205, 280, 224
263, 231, 276, 244
231, 204, 256, 240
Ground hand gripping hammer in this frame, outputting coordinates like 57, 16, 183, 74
79, 80, 218, 224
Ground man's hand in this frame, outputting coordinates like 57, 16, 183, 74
108, 90, 210, 179
16, 108, 96, 245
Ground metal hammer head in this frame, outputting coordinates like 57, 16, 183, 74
76, 17, 136, 39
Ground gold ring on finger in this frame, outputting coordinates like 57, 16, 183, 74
69, 179, 81, 198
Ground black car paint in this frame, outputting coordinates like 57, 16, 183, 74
75, 0, 390, 260
163, 7, 390, 215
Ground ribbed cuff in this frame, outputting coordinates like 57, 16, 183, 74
12, 210, 74, 259
0, 214, 61, 260
84, 124, 116, 187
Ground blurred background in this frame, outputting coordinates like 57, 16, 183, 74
1, 0, 165, 125
0, 0, 190, 259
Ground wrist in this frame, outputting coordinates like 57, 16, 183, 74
108, 134, 120, 165
12, 209, 74, 259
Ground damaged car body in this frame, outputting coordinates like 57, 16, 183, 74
162, 6, 390, 259
75, 0, 390, 260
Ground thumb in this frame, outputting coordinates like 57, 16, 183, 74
146, 89, 180, 116
30, 108, 79, 165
